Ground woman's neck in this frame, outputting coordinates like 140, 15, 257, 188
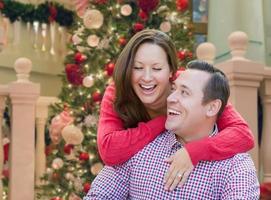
147, 86, 171, 119
147, 103, 167, 119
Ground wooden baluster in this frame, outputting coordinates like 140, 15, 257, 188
35, 97, 58, 186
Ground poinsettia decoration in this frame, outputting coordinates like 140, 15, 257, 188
260, 182, 271, 199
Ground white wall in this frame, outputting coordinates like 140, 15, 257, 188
208, 0, 266, 64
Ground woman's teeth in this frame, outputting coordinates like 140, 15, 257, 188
140, 84, 156, 90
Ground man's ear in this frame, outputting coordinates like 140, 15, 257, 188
206, 99, 222, 117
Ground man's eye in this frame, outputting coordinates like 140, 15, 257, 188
181, 90, 189, 96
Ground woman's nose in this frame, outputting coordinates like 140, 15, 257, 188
142, 68, 152, 81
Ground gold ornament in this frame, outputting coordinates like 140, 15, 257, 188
87, 34, 100, 47
61, 125, 84, 145
120, 4, 132, 16
52, 158, 64, 169
72, 34, 82, 45
97, 38, 110, 49
160, 21, 171, 32
90, 162, 104, 175
84, 115, 97, 127
68, 193, 82, 200
83, 9, 104, 29
83, 75, 95, 88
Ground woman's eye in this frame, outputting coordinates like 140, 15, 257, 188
153, 68, 162, 71
133, 66, 143, 70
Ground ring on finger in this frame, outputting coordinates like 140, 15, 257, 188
176, 172, 183, 178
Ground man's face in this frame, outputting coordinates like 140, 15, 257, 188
165, 69, 211, 138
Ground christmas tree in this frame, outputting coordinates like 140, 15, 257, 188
38, 0, 194, 199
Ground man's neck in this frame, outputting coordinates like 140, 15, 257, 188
176, 123, 217, 145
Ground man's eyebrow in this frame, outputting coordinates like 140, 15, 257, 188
180, 84, 191, 91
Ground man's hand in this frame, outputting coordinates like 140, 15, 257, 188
164, 148, 194, 191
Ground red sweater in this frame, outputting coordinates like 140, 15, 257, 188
97, 84, 255, 166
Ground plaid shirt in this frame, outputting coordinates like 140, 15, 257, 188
85, 127, 259, 199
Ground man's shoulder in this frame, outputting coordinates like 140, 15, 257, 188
212, 153, 256, 174
231, 153, 256, 172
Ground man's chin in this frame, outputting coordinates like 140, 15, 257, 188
165, 121, 180, 132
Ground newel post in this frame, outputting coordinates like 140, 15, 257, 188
8, 58, 40, 200
216, 32, 264, 171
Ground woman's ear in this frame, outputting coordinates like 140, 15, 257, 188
206, 99, 222, 117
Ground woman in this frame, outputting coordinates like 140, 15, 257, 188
97, 29, 254, 191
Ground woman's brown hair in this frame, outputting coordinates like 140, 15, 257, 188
113, 29, 178, 128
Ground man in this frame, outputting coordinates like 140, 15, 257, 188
84, 61, 259, 199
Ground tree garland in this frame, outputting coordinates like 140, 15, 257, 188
0, 0, 74, 27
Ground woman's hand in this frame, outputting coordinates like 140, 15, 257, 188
164, 148, 194, 191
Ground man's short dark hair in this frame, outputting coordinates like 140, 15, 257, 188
187, 60, 230, 116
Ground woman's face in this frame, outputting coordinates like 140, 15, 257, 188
131, 43, 172, 111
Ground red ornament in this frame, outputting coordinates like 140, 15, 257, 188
170, 67, 186, 81
45, 145, 53, 156
0, 1, 4, 9
50, 197, 62, 200
138, 0, 159, 13
2, 169, 9, 178
177, 51, 186, 60
83, 182, 91, 193
64, 144, 74, 154
94, 0, 107, 4
74, 52, 87, 64
52, 172, 60, 181
84, 101, 93, 112
49, 5, 57, 22
138, 10, 148, 21
65, 64, 83, 86
133, 23, 144, 32
105, 62, 115, 76
92, 91, 102, 102
187, 51, 193, 59
3, 143, 9, 162
176, 0, 188, 12
118, 37, 127, 46
260, 182, 271, 198
79, 152, 89, 161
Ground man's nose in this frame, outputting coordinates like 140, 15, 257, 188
167, 91, 178, 103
